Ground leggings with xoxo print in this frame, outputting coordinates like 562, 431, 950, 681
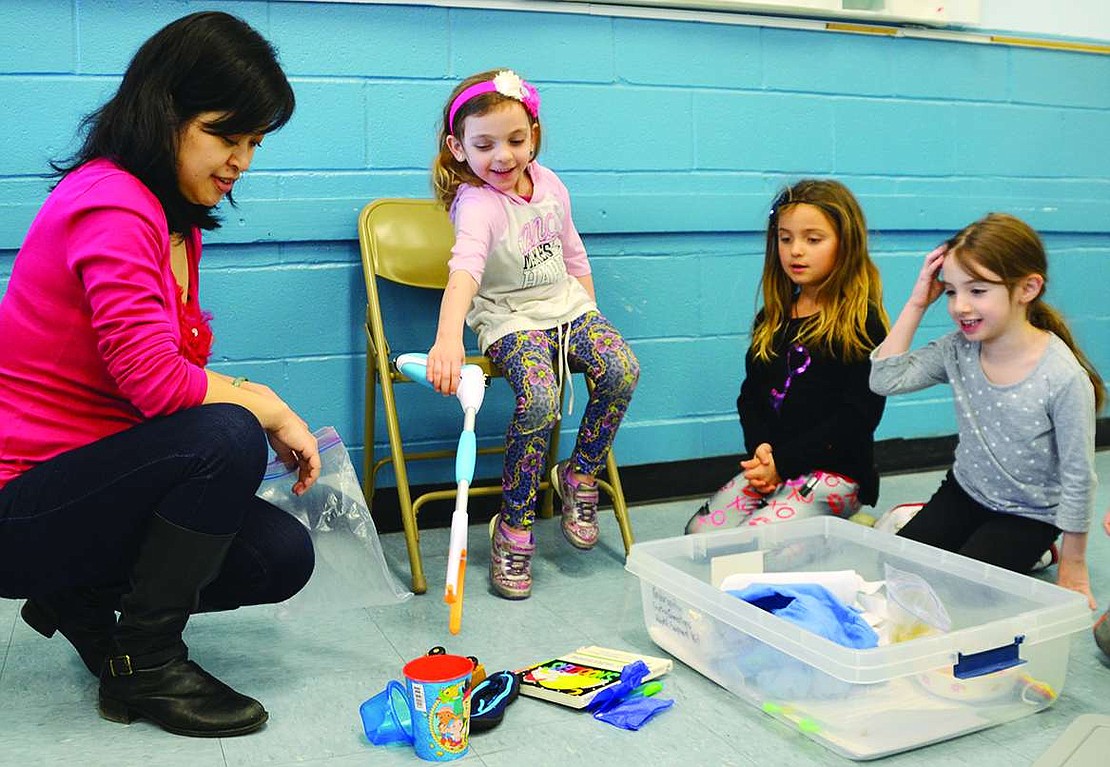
685, 470, 861, 534
486, 311, 639, 529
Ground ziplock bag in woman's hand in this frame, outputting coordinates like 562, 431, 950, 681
257, 426, 412, 614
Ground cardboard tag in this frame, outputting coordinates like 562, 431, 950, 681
710, 550, 765, 588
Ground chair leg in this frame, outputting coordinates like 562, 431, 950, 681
604, 450, 634, 556
363, 339, 378, 505
378, 366, 427, 595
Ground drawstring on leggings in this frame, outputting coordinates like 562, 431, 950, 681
556, 322, 574, 420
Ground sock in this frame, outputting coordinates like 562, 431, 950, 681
565, 464, 596, 488
500, 519, 532, 542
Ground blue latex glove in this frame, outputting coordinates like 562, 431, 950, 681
586, 660, 650, 714
728, 582, 878, 649
594, 695, 674, 730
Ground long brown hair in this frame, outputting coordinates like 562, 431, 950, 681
751, 179, 888, 362
946, 212, 1105, 412
431, 69, 542, 209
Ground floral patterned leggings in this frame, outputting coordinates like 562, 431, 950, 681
486, 311, 639, 529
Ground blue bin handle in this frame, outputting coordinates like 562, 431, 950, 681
953, 635, 1026, 679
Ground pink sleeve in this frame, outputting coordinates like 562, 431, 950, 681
67, 198, 208, 418
549, 172, 591, 277
447, 189, 501, 284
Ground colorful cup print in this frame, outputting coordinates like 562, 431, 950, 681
402, 653, 473, 761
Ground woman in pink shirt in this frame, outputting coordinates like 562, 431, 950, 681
0, 12, 319, 738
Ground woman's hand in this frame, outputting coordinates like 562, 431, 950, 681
740, 443, 781, 494
426, 338, 465, 396
203, 371, 319, 494
908, 245, 947, 310
1103, 507, 1110, 537
267, 409, 320, 496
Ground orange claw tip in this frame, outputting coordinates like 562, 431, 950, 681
448, 601, 463, 635
446, 554, 467, 634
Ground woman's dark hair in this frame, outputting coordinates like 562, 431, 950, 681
52, 11, 295, 234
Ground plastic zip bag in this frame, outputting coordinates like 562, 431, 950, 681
884, 563, 951, 642
257, 426, 412, 614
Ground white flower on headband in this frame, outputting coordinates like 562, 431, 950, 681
493, 70, 525, 100
493, 70, 541, 117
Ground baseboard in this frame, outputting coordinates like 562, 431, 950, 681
367, 417, 1109, 534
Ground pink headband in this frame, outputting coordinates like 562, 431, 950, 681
448, 70, 541, 133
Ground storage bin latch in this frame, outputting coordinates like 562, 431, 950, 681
953, 635, 1026, 679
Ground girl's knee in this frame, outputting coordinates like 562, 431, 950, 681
515, 384, 560, 433
596, 356, 639, 398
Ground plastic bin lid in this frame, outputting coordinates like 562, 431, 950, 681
1032, 714, 1110, 767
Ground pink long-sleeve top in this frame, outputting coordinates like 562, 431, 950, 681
447, 162, 596, 351
0, 159, 211, 488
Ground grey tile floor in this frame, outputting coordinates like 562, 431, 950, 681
2, 453, 1109, 766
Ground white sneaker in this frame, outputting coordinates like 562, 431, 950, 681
1029, 543, 1059, 573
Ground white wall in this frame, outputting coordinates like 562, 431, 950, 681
978, 0, 1109, 41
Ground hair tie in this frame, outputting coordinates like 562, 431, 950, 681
448, 70, 540, 134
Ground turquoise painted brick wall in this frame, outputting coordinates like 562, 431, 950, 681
0, 0, 1107, 488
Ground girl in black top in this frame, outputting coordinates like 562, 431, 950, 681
687, 180, 888, 533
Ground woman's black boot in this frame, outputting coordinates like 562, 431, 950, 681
98, 515, 268, 737
22, 587, 120, 676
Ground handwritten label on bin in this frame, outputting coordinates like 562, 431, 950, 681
651, 586, 701, 645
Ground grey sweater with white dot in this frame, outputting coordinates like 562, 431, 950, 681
870, 332, 1097, 533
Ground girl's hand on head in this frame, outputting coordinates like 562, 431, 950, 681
427, 339, 465, 396
908, 245, 948, 310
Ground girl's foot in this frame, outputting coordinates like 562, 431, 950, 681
552, 461, 599, 550
488, 515, 535, 600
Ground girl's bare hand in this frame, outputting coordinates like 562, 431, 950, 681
909, 245, 947, 310
426, 340, 464, 396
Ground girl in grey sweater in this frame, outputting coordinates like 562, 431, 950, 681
871, 213, 1104, 610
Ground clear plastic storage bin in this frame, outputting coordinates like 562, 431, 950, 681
625, 517, 1091, 760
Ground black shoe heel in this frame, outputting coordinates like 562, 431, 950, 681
97, 695, 138, 724
20, 600, 58, 639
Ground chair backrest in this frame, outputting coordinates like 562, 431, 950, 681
358, 198, 454, 289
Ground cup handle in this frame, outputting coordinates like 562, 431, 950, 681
387, 680, 414, 740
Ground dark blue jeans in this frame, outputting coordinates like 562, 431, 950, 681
0, 404, 313, 608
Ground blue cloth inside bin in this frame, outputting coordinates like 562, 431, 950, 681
722, 582, 877, 700
729, 583, 878, 650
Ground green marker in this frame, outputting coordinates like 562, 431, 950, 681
629, 681, 663, 698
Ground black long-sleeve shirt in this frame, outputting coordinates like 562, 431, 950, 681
736, 307, 887, 506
